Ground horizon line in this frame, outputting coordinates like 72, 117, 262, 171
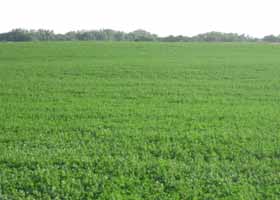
2, 28, 280, 39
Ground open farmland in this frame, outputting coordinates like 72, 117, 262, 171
0, 42, 280, 199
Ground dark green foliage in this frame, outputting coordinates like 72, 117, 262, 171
262, 35, 280, 43
160, 35, 190, 42
0, 29, 32, 41
0, 42, 280, 199
192, 32, 256, 42
0, 29, 273, 42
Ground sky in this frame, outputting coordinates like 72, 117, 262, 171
1, 0, 280, 38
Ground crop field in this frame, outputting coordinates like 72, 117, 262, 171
0, 42, 280, 199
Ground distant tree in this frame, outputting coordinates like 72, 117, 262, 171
190, 32, 256, 42
55, 34, 67, 41
129, 30, 157, 41
0, 28, 270, 42
160, 35, 190, 42
65, 31, 77, 40
29, 29, 55, 41
0, 29, 32, 41
263, 35, 280, 43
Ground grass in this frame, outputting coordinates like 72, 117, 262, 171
0, 42, 280, 199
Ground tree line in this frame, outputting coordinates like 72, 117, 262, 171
0, 28, 279, 42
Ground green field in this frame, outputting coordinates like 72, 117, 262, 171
0, 42, 280, 199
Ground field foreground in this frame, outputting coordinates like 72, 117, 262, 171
0, 42, 280, 199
